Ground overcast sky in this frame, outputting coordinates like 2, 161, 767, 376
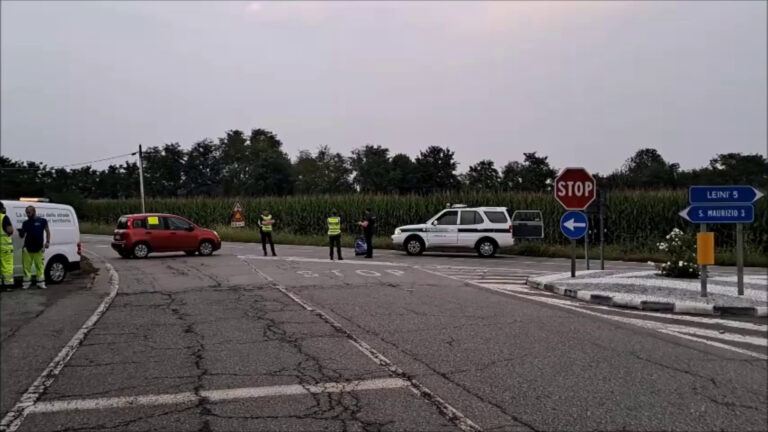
1, 1, 766, 174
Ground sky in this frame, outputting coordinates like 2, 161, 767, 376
1, 1, 766, 175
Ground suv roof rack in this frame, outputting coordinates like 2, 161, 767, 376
448, 204, 467, 209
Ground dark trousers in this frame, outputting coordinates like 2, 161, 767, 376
364, 234, 373, 258
261, 231, 276, 256
329, 235, 342, 260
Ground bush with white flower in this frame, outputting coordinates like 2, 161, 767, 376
654, 228, 699, 278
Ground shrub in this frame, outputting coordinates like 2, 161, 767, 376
654, 228, 700, 278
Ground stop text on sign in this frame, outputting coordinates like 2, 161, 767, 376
556, 181, 594, 197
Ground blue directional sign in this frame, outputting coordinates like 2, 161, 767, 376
689, 186, 764, 204
679, 204, 754, 224
560, 211, 588, 239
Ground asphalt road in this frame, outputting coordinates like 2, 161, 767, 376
1, 235, 766, 432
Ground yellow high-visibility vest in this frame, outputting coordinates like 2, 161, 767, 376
327, 217, 341, 235
260, 215, 273, 232
0, 213, 11, 246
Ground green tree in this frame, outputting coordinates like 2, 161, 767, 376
621, 148, 678, 189
142, 143, 187, 197
501, 161, 524, 191
415, 146, 460, 193
388, 153, 418, 194
293, 146, 354, 194
181, 139, 223, 197
708, 153, 768, 187
521, 152, 557, 192
466, 159, 501, 190
350, 145, 391, 193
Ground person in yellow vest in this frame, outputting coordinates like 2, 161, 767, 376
0, 203, 15, 289
259, 209, 276, 257
19, 205, 50, 289
327, 209, 343, 261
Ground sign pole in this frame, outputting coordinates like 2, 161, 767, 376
700, 223, 707, 297
571, 239, 576, 278
584, 228, 589, 270
736, 223, 744, 296
138, 144, 146, 214
599, 191, 605, 270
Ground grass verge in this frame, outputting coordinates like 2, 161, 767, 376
80, 223, 768, 268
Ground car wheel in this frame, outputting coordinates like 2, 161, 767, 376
476, 239, 497, 257
45, 256, 68, 284
404, 236, 425, 256
132, 242, 150, 259
185, 251, 196, 256
198, 240, 214, 257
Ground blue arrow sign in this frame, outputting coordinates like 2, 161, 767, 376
689, 186, 764, 204
679, 204, 754, 224
560, 211, 588, 239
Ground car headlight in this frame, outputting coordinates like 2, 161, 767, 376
213, 230, 220, 239
394, 229, 402, 235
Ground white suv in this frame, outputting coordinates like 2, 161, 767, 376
391, 205, 514, 257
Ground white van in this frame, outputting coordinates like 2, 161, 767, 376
1, 199, 81, 284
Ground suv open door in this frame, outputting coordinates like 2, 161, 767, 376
511, 210, 544, 239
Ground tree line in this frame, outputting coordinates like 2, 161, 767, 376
1, 128, 766, 201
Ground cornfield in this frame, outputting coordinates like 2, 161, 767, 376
81, 191, 768, 253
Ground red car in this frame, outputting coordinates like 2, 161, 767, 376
111, 213, 221, 258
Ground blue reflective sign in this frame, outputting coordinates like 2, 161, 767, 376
678, 205, 754, 224
689, 186, 764, 204
560, 211, 588, 239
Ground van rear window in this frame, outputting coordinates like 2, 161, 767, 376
116, 217, 129, 230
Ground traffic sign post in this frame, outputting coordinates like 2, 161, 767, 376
555, 168, 597, 277
680, 185, 764, 297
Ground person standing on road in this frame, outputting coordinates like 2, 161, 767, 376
259, 209, 276, 257
0, 203, 15, 289
327, 209, 343, 261
18, 205, 50, 290
359, 208, 376, 259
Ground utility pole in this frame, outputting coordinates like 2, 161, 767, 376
138, 144, 146, 213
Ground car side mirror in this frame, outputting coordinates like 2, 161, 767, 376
185, 226, 195, 232
431, 220, 438, 226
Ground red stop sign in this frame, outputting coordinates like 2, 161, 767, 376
554, 167, 596, 210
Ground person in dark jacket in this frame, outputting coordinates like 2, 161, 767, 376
358, 208, 376, 259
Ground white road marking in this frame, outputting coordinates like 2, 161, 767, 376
420, 267, 768, 360
242, 260, 482, 432
579, 303, 767, 331
0, 252, 120, 432
386, 270, 405, 277
356, 269, 381, 277
238, 255, 408, 267
29, 378, 409, 414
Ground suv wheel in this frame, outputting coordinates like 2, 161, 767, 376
198, 240, 214, 257
45, 256, 68, 284
476, 239, 497, 257
404, 236, 425, 256
132, 243, 150, 259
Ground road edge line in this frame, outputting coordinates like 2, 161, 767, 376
0, 251, 120, 432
